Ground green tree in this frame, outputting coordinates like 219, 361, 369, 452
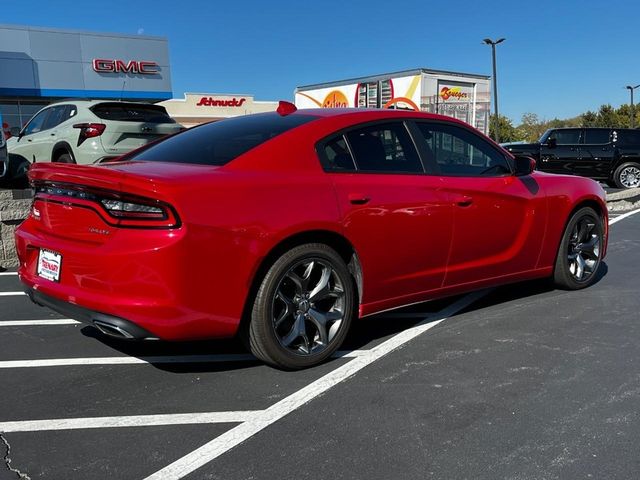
596, 104, 619, 127
516, 113, 547, 143
581, 111, 598, 127
489, 115, 520, 143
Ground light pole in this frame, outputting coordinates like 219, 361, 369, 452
625, 84, 640, 128
483, 37, 505, 143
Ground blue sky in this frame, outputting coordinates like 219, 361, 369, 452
5, 0, 640, 124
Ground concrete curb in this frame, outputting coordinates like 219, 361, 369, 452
0, 190, 32, 269
606, 187, 640, 202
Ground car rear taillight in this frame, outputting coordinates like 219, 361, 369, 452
73, 123, 106, 146
101, 199, 166, 219
33, 182, 180, 229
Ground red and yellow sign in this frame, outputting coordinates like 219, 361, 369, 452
439, 87, 469, 101
322, 90, 349, 108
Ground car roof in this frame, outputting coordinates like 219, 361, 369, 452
41, 99, 160, 107
288, 107, 472, 128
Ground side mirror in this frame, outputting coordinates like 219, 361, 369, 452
514, 155, 536, 176
546, 137, 557, 149
10, 126, 21, 137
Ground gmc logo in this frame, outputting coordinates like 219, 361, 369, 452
92, 58, 159, 75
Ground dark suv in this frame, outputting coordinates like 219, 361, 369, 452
0, 127, 7, 182
504, 128, 640, 188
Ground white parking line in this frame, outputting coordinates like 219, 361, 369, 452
609, 207, 640, 225
0, 292, 25, 296
0, 350, 368, 369
144, 290, 488, 480
0, 411, 261, 433
0, 272, 17, 276
0, 319, 79, 327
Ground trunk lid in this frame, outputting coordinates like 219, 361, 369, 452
27, 162, 217, 242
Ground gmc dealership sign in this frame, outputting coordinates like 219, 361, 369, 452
92, 58, 159, 75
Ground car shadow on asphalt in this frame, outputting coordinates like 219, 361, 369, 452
79, 262, 608, 374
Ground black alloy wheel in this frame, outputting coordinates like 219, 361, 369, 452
248, 243, 355, 369
553, 207, 604, 289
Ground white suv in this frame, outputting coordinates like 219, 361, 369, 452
7, 100, 183, 166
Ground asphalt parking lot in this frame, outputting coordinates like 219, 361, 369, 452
1, 209, 639, 480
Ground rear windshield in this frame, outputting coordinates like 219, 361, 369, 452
91, 103, 175, 123
128, 113, 317, 166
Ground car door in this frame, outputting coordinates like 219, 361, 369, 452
539, 128, 582, 174
318, 121, 453, 308
413, 121, 548, 287
577, 128, 614, 179
10, 107, 52, 162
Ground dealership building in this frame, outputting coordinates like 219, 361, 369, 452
0, 24, 173, 132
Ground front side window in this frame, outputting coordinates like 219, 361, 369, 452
416, 122, 511, 176
23, 109, 50, 135
345, 122, 423, 173
549, 129, 581, 145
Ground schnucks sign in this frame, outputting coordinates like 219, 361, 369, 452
196, 97, 247, 107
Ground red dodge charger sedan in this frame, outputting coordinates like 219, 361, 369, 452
15, 105, 608, 369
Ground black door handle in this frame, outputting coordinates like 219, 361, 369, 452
348, 194, 370, 205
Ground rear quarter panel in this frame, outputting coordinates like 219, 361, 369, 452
166, 149, 342, 329
534, 172, 608, 268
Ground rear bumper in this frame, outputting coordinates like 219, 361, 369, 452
26, 287, 158, 340
15, 215, 245, 341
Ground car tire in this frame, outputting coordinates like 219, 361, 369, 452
247, 243, 355, 369
6, 154, 30, 189
613, 162, 640, 189
55, 152, 75, 164
553, 207, 604, 290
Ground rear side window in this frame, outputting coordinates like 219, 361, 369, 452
616, 129, 640, 145
548, 129, 581, 144
322, 136, 356, 171
92, 103, 175, 124
346, 123, 422, 173
128, 113, 317, 166
584, 129, 611, 144
42, 105, 76, 130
